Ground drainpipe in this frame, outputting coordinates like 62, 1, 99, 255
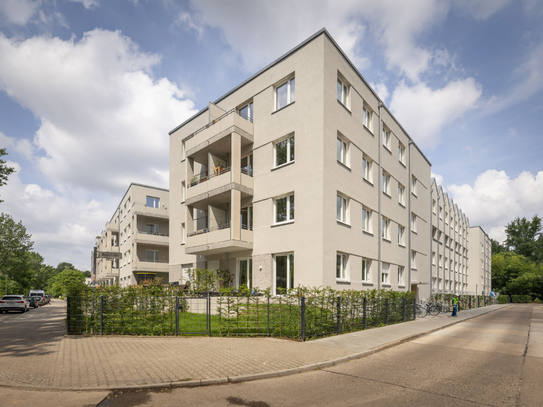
377, 102, 384, 290
430, 187, 433, 298
408, 141, 413, 295
437, 195, 441, 295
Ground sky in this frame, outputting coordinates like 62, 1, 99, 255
0, 0, 542, 271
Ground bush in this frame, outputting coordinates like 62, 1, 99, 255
511, 295, 532, 303
498, 295, 509, 304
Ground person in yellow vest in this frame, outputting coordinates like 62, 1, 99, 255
450, 294, 461, 317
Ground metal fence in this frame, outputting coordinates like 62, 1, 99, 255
66, 293, 416, 340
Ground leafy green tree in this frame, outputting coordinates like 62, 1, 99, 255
0, 213, 33, 295
492, 252, 543, 300
51, 268, 86, 296
504, 215, 543, 263
56, 262, 75, 273
0, 148, 15, 204
491, 238, 505, 255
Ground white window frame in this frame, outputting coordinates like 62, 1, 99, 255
381, 263, 390, 285
238, 101, 253, 122
398, 225, 405, 246
362, 207, 372, 233
411, 250, 417, 270
337, 77, 349, 108
336, 252, 349, 281
181, 181, 186, 202
146, 196, 159, 208
411, 176, 417, 196
362, 156, 373, 183
382, 127, 391, 150
363, 105, 372, 132
398, 184, 405, 205
382, 217, 390, 240
362, 258, 371, 282
337, 136, 349, 167
411, 213, 417, 233
181, 223, 186, 244
398, 143, 406, 164
398, 266, 404, 286
274, 134, 295, 168
382, 171, 391, 195
274, 193, 295, 224
275, 77, 295, 110
432, 199, 437, 214
336, 194, 349, 224
146, 249, 159, 263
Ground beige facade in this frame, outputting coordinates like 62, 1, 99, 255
169, 29, 432, 299
430, 180, 492, 296
93, 183, 170, 287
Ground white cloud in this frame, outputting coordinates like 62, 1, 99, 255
0, 29, 197, 194
69, 0, 100, 9
390, 78, 482, 148
453, 0, 512, 20
432, 172, 444, 188
174, 12, 204, 38
370, 82, 389, 103
448, 170, 543, 242
0, 0, 40, 26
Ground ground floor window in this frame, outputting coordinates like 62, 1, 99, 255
275, 253, 294, 294
336, 253, 348, 281
238, 258, 253, 289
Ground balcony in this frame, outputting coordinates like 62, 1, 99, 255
133, 259, 169, 273
185, 109, 253, 154
106, 222, 119, 232
134, 230, 169, 246
133, 203, 169, 219
186, 223, 253, 255
186, 167, 253, 205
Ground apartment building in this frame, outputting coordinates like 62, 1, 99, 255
93, 183, 170, 287
430, 180, 492, 296
168, 29, 432, 299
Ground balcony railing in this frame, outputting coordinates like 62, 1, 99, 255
241, 223, 253, 231
188, 167, 231, 188
138, 230, 169, 237
192, 109, 252, 138
188, 223, 231, 237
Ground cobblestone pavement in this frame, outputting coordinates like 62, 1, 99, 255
0, 301, 352, 390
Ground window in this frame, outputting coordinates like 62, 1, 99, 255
381, 263, 390, 284
337, 77, 349, 107
275, 253, 294, 294
362, 156, 372, 182
337, 195, 348, 224
382, 171, 391, 195
146, 224, 159, 235
336, 253, 348, 281
382, 128, 391, 150
181, 223, 185, 244
182, 141, 186, 160
238, 102, 253, 122
181, 181, 186, 202
362, 207, 372, 232
241, 206, 253, 231
439, 206, 443, 219
241, 154, 253, 176
382, 217, 390, 240
337, 137, 348, 166
432, 251, 436, 265
275, 194, 294, 224
275, 77, 295, 110
363, 105, 372, 131
432, 199, 436, 214
275, 135, 295, 167
146, 196, 159, 208
362, 259, 371, 282
398, 266, 404, 286
411, 176, 417, 196
398, 184, 405, 205
411, 213, 417, 232
411, 250, 417, 269
398, 143, 406, 164
398, 225, 405, 245
146, 249, 158, 263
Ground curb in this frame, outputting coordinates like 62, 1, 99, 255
0, 304, 509, 393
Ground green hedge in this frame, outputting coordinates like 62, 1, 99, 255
511, 295, 532, 303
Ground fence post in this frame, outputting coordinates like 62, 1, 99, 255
208, 293, 211, 336
100, 295, 104, 335
402, 298, 406, 322
66, 296, 71, 334
267, 296, 270, 337
469, 296, 472, 309
413, 298, 416, 320
301, 296, 306, 341
385, 298, 389, 325
363, 297, 367, 329
337, 296, 341, 335
175, 296, 179, 336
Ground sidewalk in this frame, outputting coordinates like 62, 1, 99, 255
0, 301, 510, 392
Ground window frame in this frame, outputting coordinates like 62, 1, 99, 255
337, 136, 349, 167
382, 171, 391, 195
398, 143, 406, 164
337, 77, 350, 108
336, 252, 349, 282
362, 207, 372, 233
362, 155, 373, 183
275, 77, 295, 111
274, 193, 295, 225
336, 194, 349, 224
363, 105, 372, 132
411, 250, 417, 270
411, 213, 417, 233
398, 184, 405, 205
398, 266, 404, 286
146, 196, 160, 208
362, 258, 371, 283
398, 225, 405, 246
382, 216, 390, 240
274, 253, 295, 295
238, 101, 254, 122
411, 176, 417, 196
274, 134, 295, 168
382, 127, 391, 150
381, 262, 390, 285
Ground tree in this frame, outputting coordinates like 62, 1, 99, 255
0, 148, 15, 203
504, 215, 543, 263
491, 238, 505, 255
51, 268, 86, 296
0, 213, 33, 295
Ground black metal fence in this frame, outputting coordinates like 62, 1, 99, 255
66, 293, 416, 340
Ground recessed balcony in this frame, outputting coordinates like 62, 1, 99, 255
186, 168, 253, 205
133, 202, 169, 219
186, 223, 253, 255
133, 259, 169, 273
134, 230, 169, 246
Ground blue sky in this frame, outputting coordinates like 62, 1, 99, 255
0, 0, 542, 270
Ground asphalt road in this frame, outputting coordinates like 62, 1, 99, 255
94, 304, 542, 407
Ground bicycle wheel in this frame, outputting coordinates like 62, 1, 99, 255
429, 303, 440, 316
416, 304, 427, 318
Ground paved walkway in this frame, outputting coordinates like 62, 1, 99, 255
0, 300, 510, 391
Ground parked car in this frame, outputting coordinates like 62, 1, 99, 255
25, 296, 39, 308
0, 295, 30, 313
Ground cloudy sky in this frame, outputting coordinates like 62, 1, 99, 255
1, 0, 542, 270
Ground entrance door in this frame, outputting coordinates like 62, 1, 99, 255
237, 259, 253, 289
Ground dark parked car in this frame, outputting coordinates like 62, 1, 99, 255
25, 296, 39, 308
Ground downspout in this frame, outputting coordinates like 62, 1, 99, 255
377, 102, 384, 290
430, 187, 433, 298
437, 195, 441, 294
408, 141, 414, 294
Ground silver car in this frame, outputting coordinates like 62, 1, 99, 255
0, 295, 30, 313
